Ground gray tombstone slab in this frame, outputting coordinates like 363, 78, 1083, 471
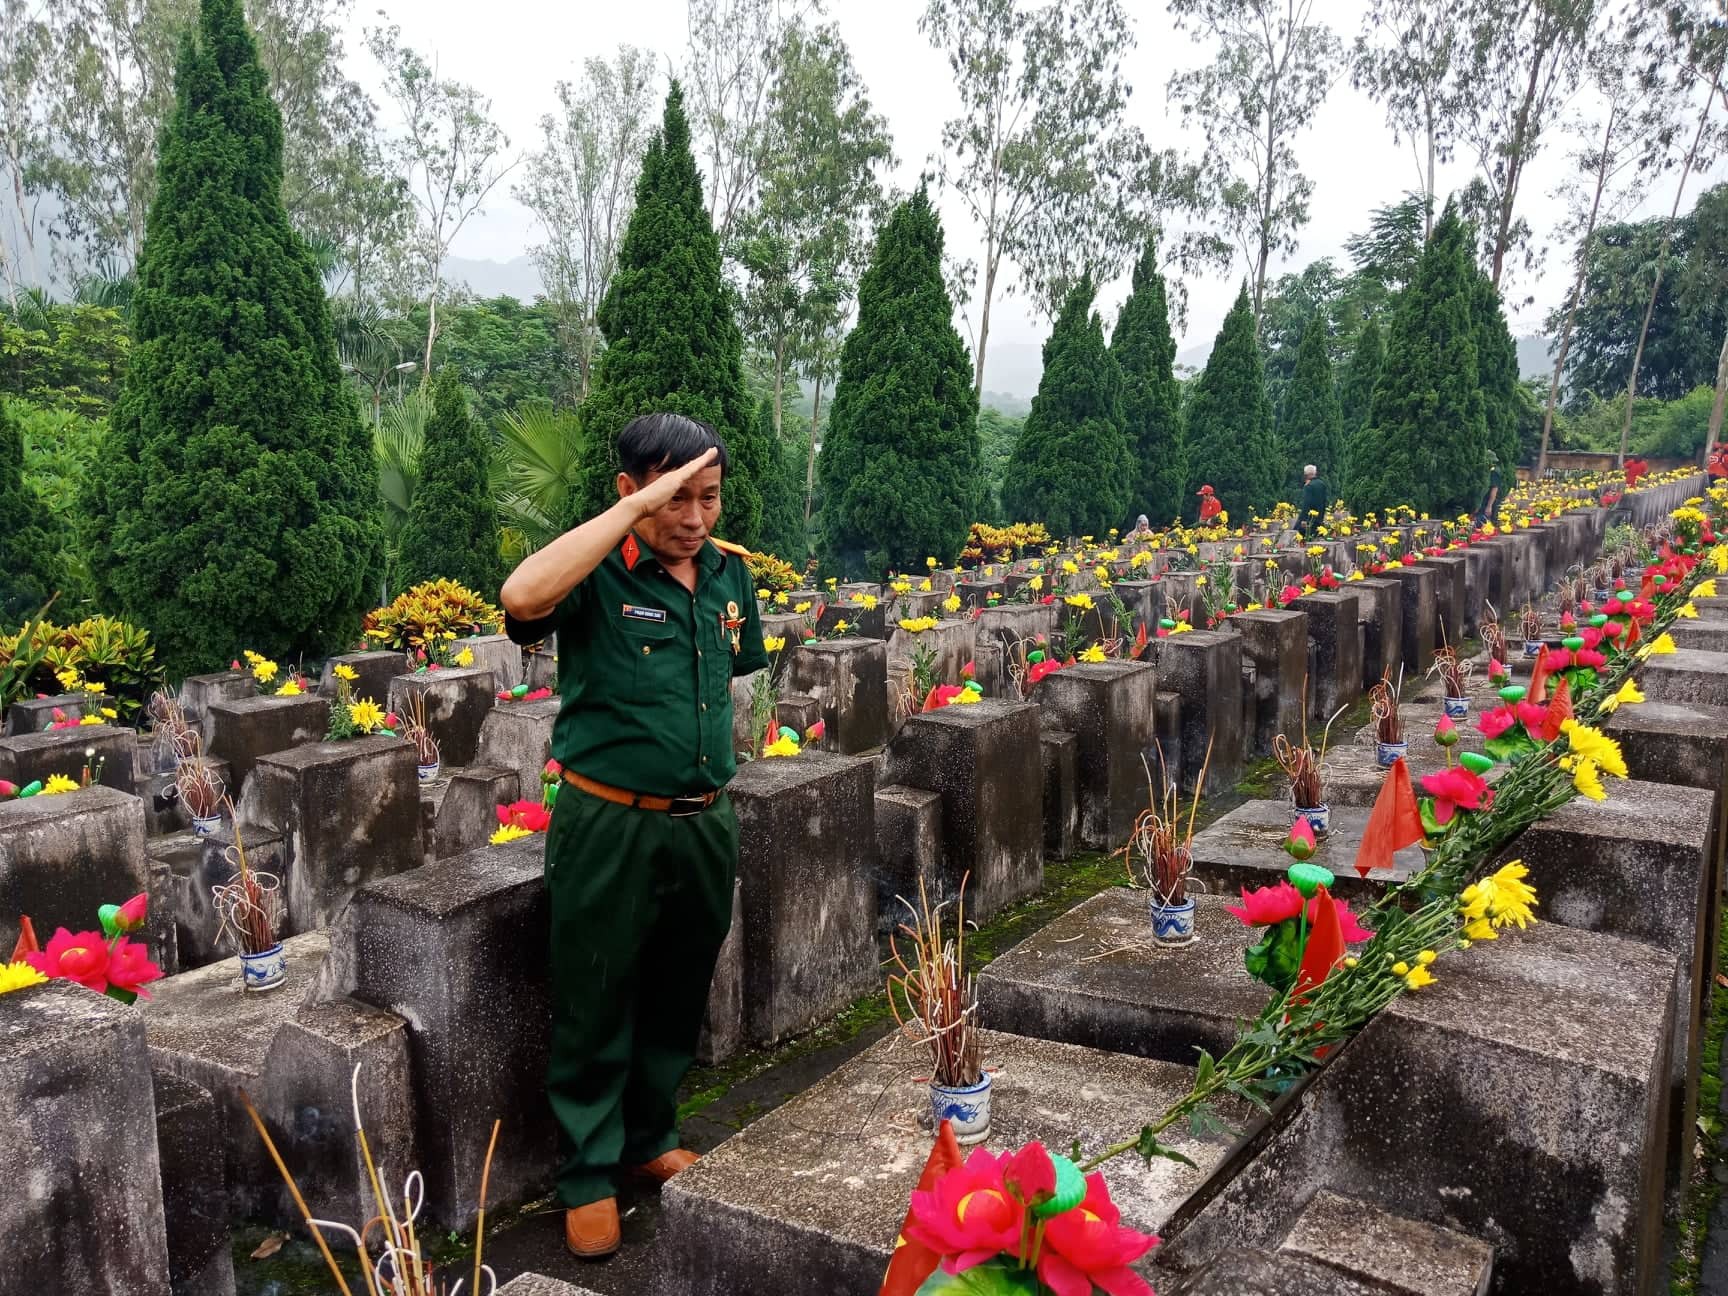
0, 785, 149, 957
387, 667, 498, 768
1031, 661, 1158, 850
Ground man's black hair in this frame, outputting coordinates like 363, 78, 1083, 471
617, 413, 730, 482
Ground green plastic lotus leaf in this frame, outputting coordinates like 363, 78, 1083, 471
1286, 861, 1334, 896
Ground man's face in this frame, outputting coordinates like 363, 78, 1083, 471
620, 463, 724, 561
1304, 469, 1315, 482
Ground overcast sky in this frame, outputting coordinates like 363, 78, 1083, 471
343, 0, 1727, 379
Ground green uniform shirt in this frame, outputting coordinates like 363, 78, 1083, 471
1299, 477, 1329, 522
505, 534, 769, 795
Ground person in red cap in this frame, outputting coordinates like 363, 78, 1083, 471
1196, 484, 1223, 523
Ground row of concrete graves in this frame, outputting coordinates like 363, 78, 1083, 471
0, 473, 1708, 1294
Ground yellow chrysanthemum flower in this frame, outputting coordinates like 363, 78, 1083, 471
861, 594, 878, 611
952, 689, 981, 705
899, 617, 938, 634
834, 620, 850, 634
926, 557, 938, 569
1404, 965, 1436, 989
276, 680, 302, 697
1461, 917, 1498, 942
1561, 719, 1628, 778
1029, 575, 1044, 592
1064, 593, 1094, 611
54, 667, 82, 691
0, 960, 47, 995
1078, 644, 1107, 663
774, 592, 789, 606
919, 578, 933, 592
1170, 621, 1193, 634
1572, 757, 1606, 801
77, 714, 101, 726
757, 588, 771, 600
41, 774, 80, 795
333, 664, 359, 682
1597, 679, 1644, 715
763, 636, 786, 654
1676, 602, 1699, 619
943, 594, 962, 614
762, 735, 802, 758
454, 648, 475, 668
794, 601, 812, 614
101, 707, 117, 720
253, 660, 279, 684
1062, 560, 1079, 575
490, 824, 533, 845
349, 699, 386, 733
1692, 579, 1717, 599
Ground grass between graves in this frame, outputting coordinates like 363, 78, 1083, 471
1669, 909, 1728, 1295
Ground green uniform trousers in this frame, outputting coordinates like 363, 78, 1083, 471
545, 786, 738, 1207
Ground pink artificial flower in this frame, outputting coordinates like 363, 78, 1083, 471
1285, 816, 1317, 861
497, 799, 551, 833
1434, 715, 1458, 747
1477, 706, 1517, 741
106, 937, 163, 999
1003, 1141, 1056, 1208
25, 928, 111, 992
1226, 881, 1304, 927
1325, 896, 1374, 943
115, 892, 148, 933
904, 1148, 1024, 1274
1420, 767, 1492, 825
1036, 1170, 1159, 1296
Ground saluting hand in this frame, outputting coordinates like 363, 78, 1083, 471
628, 447, 719, 519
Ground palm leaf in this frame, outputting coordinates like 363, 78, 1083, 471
494, 401, 584, 552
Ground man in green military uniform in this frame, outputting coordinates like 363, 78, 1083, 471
1297, 463, 1330, 538
500, 413, 767, 1259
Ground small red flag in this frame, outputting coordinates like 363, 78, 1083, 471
1353, 758, 1424, 878
1526, 646, 1552, 704
879, 1119, 965, 1296
1293, 885, 1346, 1001
1540, 675, 1573, 743
10, 914, 38, 961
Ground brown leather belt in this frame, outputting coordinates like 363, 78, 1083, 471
563, 769, 719, 816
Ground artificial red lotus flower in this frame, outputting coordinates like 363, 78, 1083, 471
543, 758, 563, 781
106, 936, 163, 999
25, 928, 111, 992
1036, 1170, 1158, 1296
1026, 658, 1062, 685
1226, 881, 1304, 927
0, 779, 15, 799
1574, 648, 1607, 670
1285, 816, 1317, 861
1003, 1141, 1057, 1208
1434, 715, 1458, 747
923, 684, 965, 711
1420, 767, 1492, 825
881, 1122, 965, 1296
961, 660, 976, 681
496, 799, 551, 833
523, 687, 554, 702
1488, 659, 1508, 684
1278, 584, 1303, 606
806, 719, 827, 742
904, 1148, 1025, 1274
1477, 706, 1517, 740
1515, 700, 1549, 739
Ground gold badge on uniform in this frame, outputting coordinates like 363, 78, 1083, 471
721, 601, 744, 654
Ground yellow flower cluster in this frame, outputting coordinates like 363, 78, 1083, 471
1391, 949, 1437, 989
243, 649, 279, 684
490, 823, 534, 845
763, 636, 787, 654
40, 773, 80, 795
943, 594, 963, 614
762, 733, 802, 757
332, 663, 359, 682
1458, 861, 1539, 943
1078, 644, 1107, 663
348, 699, 387, 733
0, 960, 47, 995
1064, 593, 1095, 611
899, 617, 939, 634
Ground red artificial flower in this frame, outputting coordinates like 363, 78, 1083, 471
961, 660, 976, 681
1434, 714, 1458, 747
1026, 659, 1063, 685
1318, 568, 1339, 589
383, 713, 401, 730
1488, 658, 1508, 684
1515, 700, 1549, 740
115, 892, 148, 933
106, 936, 163, 999
543, 758, 563, 781
1003, 1142, 1057, 1208
1285, 816, 1317, 861
806, 719, 827, 742
1226, 881, 1304, 927
1420, 767, 1492, 825
0, 779, 15, 799
496, 799, 551, 833
1477, 705, 1516, 741
924, 684, 965, 711
26, 928, 111, 993
904, 1148, 1025, 1274
523, 687, 555, 702
1036, 1170, 1158, 1296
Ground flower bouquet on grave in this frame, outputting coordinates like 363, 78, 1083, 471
211, 808, 286, 991
238, 649, 310, 697
1369, 673, 1406, 768
6, 891, 161, 1003
490, 797, 551, 845
878, 1136, 1161, 1296
888, 874, 991, 1146
324, 665, 391, 742
1120, 740, 1211, 947
1228, 844, 1373, 996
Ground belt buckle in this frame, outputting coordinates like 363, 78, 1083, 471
667, 795, 707, 818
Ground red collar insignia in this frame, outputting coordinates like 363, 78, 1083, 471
621, 534, 641, 571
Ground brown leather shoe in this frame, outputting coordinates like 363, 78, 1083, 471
627, 1148, 700, 1186
564, 1198, 620, 1259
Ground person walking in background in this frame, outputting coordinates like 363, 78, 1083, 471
1297, 464, 1329, 537
1128, 514, 1153, 541
1476, 455, 1503, 529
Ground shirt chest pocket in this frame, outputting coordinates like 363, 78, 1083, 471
622, 617, 680, 697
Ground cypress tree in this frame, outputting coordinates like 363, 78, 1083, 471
1348, 205, 1486, 516
754, 397, 808, 561
1111, 244, 1184, 526
1338, 318, 1383, 451
0, 401, 61, 625
84, 0, 381, 675
1001, 277, 1131, 538
818, 186, 979, 575
1278, 316, 1345, 495
572, 84, 758, 544
395, 367, 504, 596
1182, 284, 1278, 519
1471, 269, 1522, 475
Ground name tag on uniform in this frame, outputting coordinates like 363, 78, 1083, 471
621, 604, 668, 624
